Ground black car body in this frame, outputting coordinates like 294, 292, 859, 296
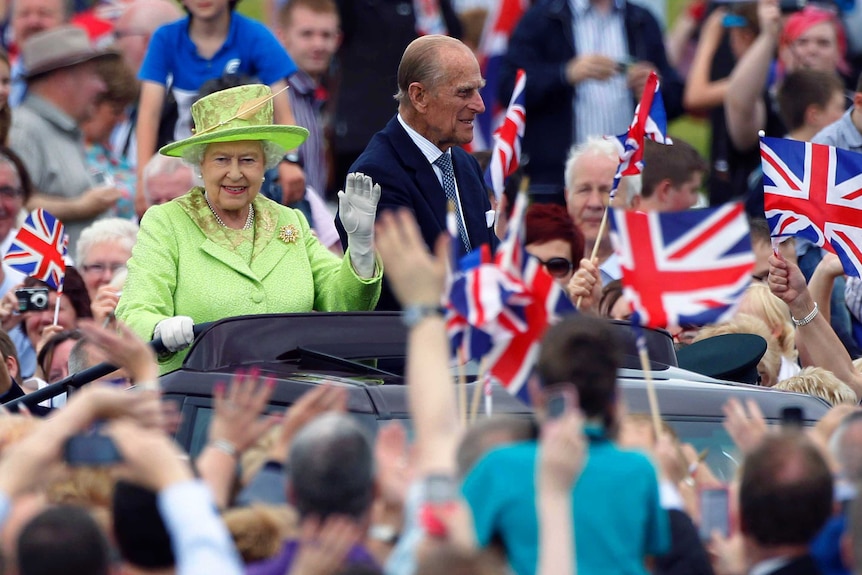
161, 313, 830, 481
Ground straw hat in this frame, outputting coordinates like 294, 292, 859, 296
159, 84, 309, 157
23, 25, 118, 79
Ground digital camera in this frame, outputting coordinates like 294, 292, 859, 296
15, 287, 49, 313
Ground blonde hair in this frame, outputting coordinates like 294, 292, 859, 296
222, 505, 297, 563
738, 283, 797, 361
775, 366, 858, 406
695, 313, 782, 387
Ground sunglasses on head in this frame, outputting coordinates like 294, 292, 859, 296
537, 257, 573, 278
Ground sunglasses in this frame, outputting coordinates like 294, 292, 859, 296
537, 257, 573, 278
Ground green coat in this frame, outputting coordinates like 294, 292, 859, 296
116, 188, 382, 373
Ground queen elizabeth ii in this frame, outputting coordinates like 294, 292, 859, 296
116, 84, 382, 373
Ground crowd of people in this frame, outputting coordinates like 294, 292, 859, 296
0, 0, 858, 573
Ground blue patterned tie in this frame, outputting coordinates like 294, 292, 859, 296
434, 153, 471, 253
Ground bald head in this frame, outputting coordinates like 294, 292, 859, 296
115, 0, 182, 72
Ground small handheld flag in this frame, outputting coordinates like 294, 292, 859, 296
5, 209, 67, 291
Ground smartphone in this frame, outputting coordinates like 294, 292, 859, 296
419, 474, 459, 538
781, 407, 804, 429
90, 170, 115, 188
546, 387, 578, 420
698, 487, 730, 541
64, 434, 123, 467
15, 287, 49, 313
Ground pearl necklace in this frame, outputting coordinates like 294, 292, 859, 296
204, 192, 254, 230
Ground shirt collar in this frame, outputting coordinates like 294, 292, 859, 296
749, 557, 793, 575
288, 69, 317, 95
397, 113, 448, 166
571, 0, 625, 17
21, 94, 80, 135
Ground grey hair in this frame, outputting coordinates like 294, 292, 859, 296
394, 35, 467, 105
288, 412, 375, 520
76, 218, 139, 265
829, 412, 862, 482
617, 174, 642, 207
563, 137, 618, 194
142, 154, 197, 200
67, 337, 93, 376
180, 141, 284, 170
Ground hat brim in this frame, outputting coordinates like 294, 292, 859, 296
25, 49, 119, 80
159, 125, 310, 157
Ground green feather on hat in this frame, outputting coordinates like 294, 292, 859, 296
159, 84, 309, 157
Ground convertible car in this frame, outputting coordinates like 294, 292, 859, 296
5, 312, 831, 480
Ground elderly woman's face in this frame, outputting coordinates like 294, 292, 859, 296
200, 141, 265, 214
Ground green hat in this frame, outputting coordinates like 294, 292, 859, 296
159, 84, 309, 157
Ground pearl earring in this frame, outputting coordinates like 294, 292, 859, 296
262, 176, 266, 182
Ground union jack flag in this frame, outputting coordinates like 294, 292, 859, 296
4, 209, 67, 290
610, 202, 754, 329
471, 0, 528, 152
761, 136, 862, 277
608, 71, 671, 195
446, 193, 576, 403
484, 69, 526, 202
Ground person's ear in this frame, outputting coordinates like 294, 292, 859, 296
854, 91, 862, 111
5, 355, 18, 381
656, 178, 674, 205
408, 82, 428, 112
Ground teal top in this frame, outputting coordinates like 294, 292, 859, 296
462, 429, 670, 575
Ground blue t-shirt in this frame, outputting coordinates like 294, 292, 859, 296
462, 432, 670, 575
139, 13, 297, 141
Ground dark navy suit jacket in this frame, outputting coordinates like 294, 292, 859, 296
336, 116, 498, 310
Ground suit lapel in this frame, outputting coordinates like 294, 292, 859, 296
385, 118, 448, 229
451, 148, 489, 247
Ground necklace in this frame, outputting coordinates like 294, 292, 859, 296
204, 192, 254, 230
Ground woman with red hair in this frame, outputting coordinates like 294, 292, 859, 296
524, 204, 585, 289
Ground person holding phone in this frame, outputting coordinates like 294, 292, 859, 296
462, 314, 670, 575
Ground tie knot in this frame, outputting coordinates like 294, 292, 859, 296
434, 153, 453, 172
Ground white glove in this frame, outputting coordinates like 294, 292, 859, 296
154, 316, 195, 352
338, 172, 380, 278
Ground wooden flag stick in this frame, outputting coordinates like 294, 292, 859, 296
458, 349, 468, 427
469, 357, 488, 423
637, 340, 662, 439
576, 205, 610, 310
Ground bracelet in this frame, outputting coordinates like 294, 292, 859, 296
791, 302, 819, 327
210, 439, 238, 458
132, 379, 160, 392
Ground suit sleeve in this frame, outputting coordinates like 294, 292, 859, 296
116, 204, 180, 343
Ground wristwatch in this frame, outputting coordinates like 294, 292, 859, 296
401, 304, 446, 328
281, 151, 303, 168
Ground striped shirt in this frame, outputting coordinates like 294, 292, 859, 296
288, 70, 327, 196
571, 0, 633, 144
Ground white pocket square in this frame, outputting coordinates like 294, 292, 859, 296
485, 210, 496, 227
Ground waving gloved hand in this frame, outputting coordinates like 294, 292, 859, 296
338, 172, 380, 278
153, 316, 195, 352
